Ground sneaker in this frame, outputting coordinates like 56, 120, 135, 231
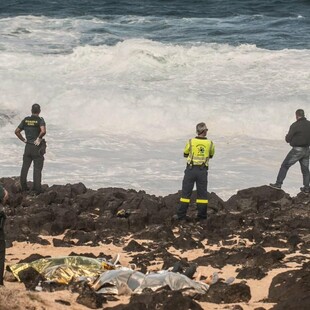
300, 187, 310, 194
269, 183, 282, 190
181, 216, 192, 223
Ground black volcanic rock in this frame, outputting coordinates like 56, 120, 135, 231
108, 290, 204, 310
195, 282, 251, 303
268, 262, 310, 310
76, 284, 107, 309
1, 178, 307, 251
63, 230, 99, 246
17, 253, 49, 264
105, 303, 147, 310
192, 246, 266, 269
52, 238, 74, 247
0, 177, 309, 302
226, 185, 291, 212
132, 224, 175, 242
124, 240, 147, 252
0, 178, 309, 309
18, 267, 45, 291
236, 266, 267, 280
173, 231, 204, 251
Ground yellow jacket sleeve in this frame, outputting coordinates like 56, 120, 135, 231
183, 140, 190, 157
210, 141, 215, 158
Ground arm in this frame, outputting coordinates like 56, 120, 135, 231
0, 186, 9, 205
3, 189, 9, 205
38, 125, 46, 139
34, 125, 46, 146
15, 127, 26, 143
34, 119, 46, 145
183, 140, 190, 158
285, 124, 294, 144
209, 141, 215, 158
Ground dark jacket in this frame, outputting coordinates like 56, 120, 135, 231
0, 211, 5, 240
285, 117, 310, 147
18, 115, 46, 143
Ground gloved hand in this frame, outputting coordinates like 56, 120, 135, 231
34, 137, 42, 146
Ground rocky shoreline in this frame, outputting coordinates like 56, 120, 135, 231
0, 176, 309, 310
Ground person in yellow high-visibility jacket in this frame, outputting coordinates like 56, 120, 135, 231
176, 122, 215, 222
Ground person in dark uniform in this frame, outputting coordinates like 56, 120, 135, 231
176, 122, 215, 222
15, 103, 47, 195
270, 109, 310, 193
0, 185, 9, 286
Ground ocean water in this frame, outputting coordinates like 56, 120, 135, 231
0, 0, 309, 200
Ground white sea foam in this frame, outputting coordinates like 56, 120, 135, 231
0, 17, 309, 199
1, 39, 309, 138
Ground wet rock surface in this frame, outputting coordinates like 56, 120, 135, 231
1, 177, 310, 309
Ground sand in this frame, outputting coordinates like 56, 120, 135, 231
1, 234, 305, 310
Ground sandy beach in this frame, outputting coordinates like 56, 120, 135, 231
1, 233, 307, 309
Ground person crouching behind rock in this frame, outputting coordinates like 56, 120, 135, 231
0, 185, 9, 285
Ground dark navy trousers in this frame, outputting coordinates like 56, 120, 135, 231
177, 165, 209, 220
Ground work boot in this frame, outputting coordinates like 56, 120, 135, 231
300, 187, 310, 194
269, 183, 281, 190
195, 217, 207, 224
28, 190, 43, 197
172, 214, 179, 221
172, 215, 191, 223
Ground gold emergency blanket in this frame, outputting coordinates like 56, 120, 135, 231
10, 256, 115, 284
